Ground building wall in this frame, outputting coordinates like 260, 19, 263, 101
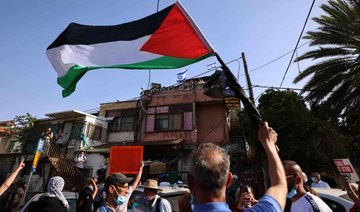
140, 86, 228, 144
108, 131, 135, 143
85, 153, 105, 178
196, 104, 229, 144
0, 137, 10, 154
98, 101, 138, 117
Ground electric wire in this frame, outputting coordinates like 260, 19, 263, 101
279, 0, 316, 87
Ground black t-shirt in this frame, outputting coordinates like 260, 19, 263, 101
28, 195, 67, 212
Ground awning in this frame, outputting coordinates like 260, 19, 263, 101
134, 139, 183, 146
83, 139, 184, 153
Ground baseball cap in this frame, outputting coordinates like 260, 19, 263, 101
105, 173, 133, 188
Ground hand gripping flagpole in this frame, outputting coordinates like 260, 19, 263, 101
24, 138, 45, 201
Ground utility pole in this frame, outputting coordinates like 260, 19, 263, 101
241, 52, 255, 104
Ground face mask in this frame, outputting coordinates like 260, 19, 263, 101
112, 186, 126, 205
311, 177, 316, 182
190, 194, 198, 205
287, 186, 297, 199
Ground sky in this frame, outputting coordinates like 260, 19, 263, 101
0, 0, 327, 121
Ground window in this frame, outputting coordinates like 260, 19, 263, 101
155, 114, 182, 131
88, 125, 103, 140
110, 109, 137, 132
320, 197, 346, 212
146, 104, 192, 132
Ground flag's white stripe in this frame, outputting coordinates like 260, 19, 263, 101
46, 35, 162, 77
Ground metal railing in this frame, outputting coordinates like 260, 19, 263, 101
42, 141, 86, 191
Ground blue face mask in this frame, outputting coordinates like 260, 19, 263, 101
287, 186, 297, 199
112, 186, 126, 205
190, 194, 198, 205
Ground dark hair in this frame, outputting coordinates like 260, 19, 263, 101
76, 187, 93, 212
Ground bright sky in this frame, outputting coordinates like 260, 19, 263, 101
0, 0, 327, 121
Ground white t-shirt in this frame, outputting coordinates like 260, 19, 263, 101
291, 192, 332, 212
117, 185, 134, 212
311, 180, 330, 188
75, 154, 86, 168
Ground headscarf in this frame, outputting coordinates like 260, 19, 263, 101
44, 176, 69, 208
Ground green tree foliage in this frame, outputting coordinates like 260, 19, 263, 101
12, 113, 36, 142
294, 0, 360, 132
240, 89, 349, 170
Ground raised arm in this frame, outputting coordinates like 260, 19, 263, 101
130, 161, 144, 188
342, 178, 360, 207
89, 178, 98, 200
0, 159, 25, 196
258, 122, 287, 209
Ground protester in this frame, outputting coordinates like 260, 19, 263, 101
301, 172, 320, 198
0, 159, 25, 197
235, 184, 258, 211
9, 180, 25, 212
227, 174, 239, 210
140, 179, 171, 212
319, 171, 338, 188
176, 176, 184, 185
342, 178, 360, 212
283, 160, 331, 211
28, 176, 69, 212
93, 172, 105, 211
180, 122, 287, 212
76, 178, 98, 212
75, 151, 87, 174
97, 161, 144, 212
41, 127, 54, 141
55, 130, 65, 149
310, 172, 330, 188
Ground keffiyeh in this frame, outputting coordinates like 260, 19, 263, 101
44, 176, 69, 208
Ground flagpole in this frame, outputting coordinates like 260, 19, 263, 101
24, 138, 45, 201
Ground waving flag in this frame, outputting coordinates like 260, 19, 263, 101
176, 69, 187, 83
204, 53, 264, 128
47, 2, 214, 97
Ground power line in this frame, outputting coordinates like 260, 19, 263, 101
248, 41, 310, 74
252, 84, 335, 93
279, 0, 316, 87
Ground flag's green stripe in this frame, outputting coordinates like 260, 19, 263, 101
58, 53, 214, 97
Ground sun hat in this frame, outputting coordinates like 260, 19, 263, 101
141, 179, 162, 190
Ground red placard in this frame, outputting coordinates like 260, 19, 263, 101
109, 146, 143, 174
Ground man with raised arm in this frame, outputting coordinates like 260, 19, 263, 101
97, 161, 144, 212
181, 122, 287, 212
0, 159, 25, 197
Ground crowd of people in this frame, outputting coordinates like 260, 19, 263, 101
1, 122, 360, 212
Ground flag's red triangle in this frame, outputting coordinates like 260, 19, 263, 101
140, 4, 211, 59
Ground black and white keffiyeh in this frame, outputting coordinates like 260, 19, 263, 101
44, 176, 69, 208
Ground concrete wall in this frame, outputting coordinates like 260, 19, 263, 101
85, 153, 105, 178
98, 101, 138, 117
108, 131, 135, 143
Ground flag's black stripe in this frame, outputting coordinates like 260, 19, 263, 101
47, 4, 174, 49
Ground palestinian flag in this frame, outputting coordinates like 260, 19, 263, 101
46, 2, 215, 97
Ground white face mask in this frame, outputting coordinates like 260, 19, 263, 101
311, 177, 316, 182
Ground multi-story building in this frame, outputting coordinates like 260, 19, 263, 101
98, 77, 242, 181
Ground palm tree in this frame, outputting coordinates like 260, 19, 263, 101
294, 0, 360, 128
